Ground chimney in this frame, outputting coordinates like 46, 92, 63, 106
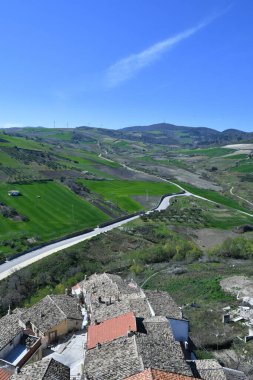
8, 304, 12, 315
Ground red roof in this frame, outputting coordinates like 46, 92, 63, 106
87, 311, 137, 349
0, 368, 12, 380
124, 369, 197, 380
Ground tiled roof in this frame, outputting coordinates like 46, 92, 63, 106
87, 311, 137, 349
145, 291, 183, 319
19, 295, 82, 334
135, 318, 192, 377
85, 317, 193, 380
124, 368, 197, 379
223, 367, 248, 380
193, 360, 227, 380
0, 368, 13, 380
90, 297, 152, 324
10, 358, 70, 380
0, 314, 23, 351
85, 335, 142, 380
79, 273, 141, 303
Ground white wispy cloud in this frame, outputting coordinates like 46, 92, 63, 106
105, 18, 212, 88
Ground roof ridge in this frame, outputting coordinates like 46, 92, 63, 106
42, 357, 53, 379
47, 295, 67, 318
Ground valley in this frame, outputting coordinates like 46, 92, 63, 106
0, 123, 253, 376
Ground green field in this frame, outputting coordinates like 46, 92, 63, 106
177, 182, 250, 212
0, 181, 108, 255
78, 179, 181, 213
230, 162, 253, 173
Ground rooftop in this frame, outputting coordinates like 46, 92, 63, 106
135, 318, 192, 377
0, 314, 23, 352
85, 317, 193, 380
79, 273, 142, 303
90, 297, 152, 324
85, 336, 142, 380
145, 291, 183, 319
19, 295, 82, 334
193, 360, 227, 380
10, 358, 70, 380
124, 368, 198, 379
87, 312, 137, 349
0, 368, 13, 380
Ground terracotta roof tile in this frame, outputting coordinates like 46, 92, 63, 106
124, 368, 197, 380
0, 368, 12, 380
87, 311, 137, 349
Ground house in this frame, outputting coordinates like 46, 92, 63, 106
19, 295, 83, 347
192, 359, 248, 380
8, 191, 20, 197
73, 273, 153, 324
145, 290, 183, 319
84, 316, 193, 380
87, 311, 137, 349
73, 273, 143, 309
0, 313, 41, 376
10, 358, 70, 380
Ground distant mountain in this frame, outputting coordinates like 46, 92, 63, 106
2, 122, 253, 148
120, 123, 253, 147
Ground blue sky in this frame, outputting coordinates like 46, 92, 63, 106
0, 0, 252, 131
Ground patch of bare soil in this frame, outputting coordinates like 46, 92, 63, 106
223, 144, 253, 150
145, 165, 222, 190
192, 228, 238, 250
97, 165, 161, 181
220, 276, 253, 299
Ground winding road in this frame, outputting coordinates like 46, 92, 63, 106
230, 186, 253, 208
0, 158, 252, 281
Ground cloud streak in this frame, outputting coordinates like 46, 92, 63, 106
105, 18, 213, 88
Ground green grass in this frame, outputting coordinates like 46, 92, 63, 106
177, 147, 236, 157
224, 154, 248, 160
230, 162, 253, 173
0, 133, 49, 150
78, 179, 181, 213
0, 181, 109, 254
177, 182, 248, 212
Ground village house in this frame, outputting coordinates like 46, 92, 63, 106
87, 311, 137, 349
82, 273, 249, 380
0, 311, 42, 379
10, 357, 70, 380
18, 295, 83, 348
85, 316, 193, 380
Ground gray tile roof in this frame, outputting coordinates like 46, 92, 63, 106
85, 317, 193, 380
90, 297, 152, 323
85, 336, 142, 380
223, 367, 248, 380
145, 290, 183, 319
19, 295, 82, 334
0, 314, 23, 351
80, 273, 141, 304
10, 358, 70, 380
193, 360, 227, 380
135, 317, 192, 377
